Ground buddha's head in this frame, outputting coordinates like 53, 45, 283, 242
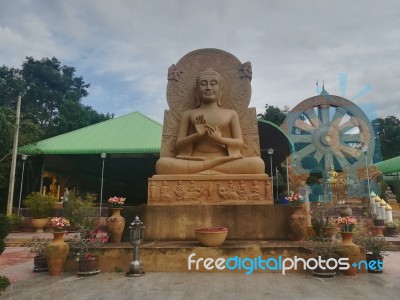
194, 68, 224, 107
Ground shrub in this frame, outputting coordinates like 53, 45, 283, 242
63, 193, 98, 228
302, 235, 342, 259
0, 276, 11, 294
353, 231, 387, 256
6, 214, 23, 227
23, 193, 57, 218
0, 214, 11, 240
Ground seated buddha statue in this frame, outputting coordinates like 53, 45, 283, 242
156, 68, 264, 175
326, 165, 338, 183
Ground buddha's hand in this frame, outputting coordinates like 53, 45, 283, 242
207, 125, 223, 144
195, 114, 207, 136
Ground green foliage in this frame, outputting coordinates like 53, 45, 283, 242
23, 193, 57, 218
6, 214, 23, 227
64, 193, 109, 260
373, 116, 400, 160
0, 214, 11, 255
353, 231, 387, 256
257, 104, 290, 126
0, 214, 11, 239
303, 236, 342, 259
0, 240, 5, 256
0, 275, 11, 293
63, 193, 98, 228
0, 57, 112, 211
0, 56, 112, 140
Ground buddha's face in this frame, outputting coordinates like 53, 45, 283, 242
196, 73, 221, 103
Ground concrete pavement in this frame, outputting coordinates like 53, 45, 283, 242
1, 246, 400, 300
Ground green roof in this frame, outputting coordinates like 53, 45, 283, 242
375, 156, 400, 174
19, 112, 163, 155
257, 119, 295, 153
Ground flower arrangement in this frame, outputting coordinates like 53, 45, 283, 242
353, 231, 387, 256
48, 217, 70, 232
287, 193, 305, 206
335, 216, 357, 232
108, 196, 126, 208
28, 235, 50, 257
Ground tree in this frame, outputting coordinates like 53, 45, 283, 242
0, 57, 112, 212
0, 57, 111, 139
257, 104, 290, 126
373, 116, 400, 160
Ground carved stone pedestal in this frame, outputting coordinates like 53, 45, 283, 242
148, 174, 272, 205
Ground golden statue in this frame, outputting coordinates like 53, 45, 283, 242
326, 165, 338, 183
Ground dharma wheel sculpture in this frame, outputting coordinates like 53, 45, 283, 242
282, 89, 375, 175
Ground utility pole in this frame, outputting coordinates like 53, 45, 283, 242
7, 95, 21, 215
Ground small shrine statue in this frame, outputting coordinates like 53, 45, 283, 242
326, 165, 338, 183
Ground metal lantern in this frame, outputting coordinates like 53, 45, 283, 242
126, 216, 145, 277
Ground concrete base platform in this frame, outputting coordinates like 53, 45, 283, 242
131, 205, 293, 241
60, 240, 366, 274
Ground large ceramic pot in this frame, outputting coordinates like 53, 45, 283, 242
288, 206, 307, 241
366, 254, 384, 274
195, 227, 228, 247
77, 256, 100, 276
384, 226, 398, 237
106, 208, 125, 243
340, 232, 360, 276
33, 255, 48, 272
31, 218, 50, 233
46, 232, 69, 276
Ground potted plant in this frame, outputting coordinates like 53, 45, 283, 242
6, 214, 24, 232
311, 202, 335, 239
302, 236, 342, 278
24, 192, 57, 232
69, 225, 109, 275
384, 220, 399, 237
353, 231, 387, 273
64, 193, 109, 275
28, 235, 50, 272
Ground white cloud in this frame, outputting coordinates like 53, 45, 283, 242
0, 0, 399, 123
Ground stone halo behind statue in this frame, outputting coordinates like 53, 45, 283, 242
166, 48, 252, 122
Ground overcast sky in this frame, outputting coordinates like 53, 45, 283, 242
1, 0, 399, 123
